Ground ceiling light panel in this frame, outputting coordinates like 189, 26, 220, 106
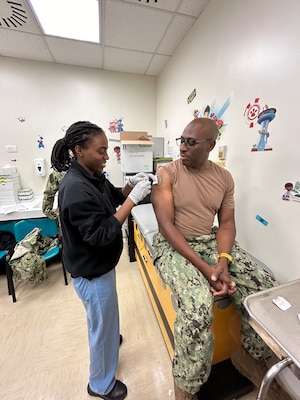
29, 0, 99, 42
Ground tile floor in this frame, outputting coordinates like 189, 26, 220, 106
0, 247, 258, 400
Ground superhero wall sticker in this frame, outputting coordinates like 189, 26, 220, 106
244, 98, 277, 152
193, 96, 232, 140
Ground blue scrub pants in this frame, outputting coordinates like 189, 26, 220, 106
72, 269, 119, 395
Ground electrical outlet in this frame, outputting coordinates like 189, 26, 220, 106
6, 145, 18, 153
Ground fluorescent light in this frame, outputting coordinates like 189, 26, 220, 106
29, 0, 99, 43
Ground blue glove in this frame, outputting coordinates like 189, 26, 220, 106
128, 180, 151, 205
128, 172, 149, 187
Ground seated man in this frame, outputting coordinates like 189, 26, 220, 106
151, 118, 291, 400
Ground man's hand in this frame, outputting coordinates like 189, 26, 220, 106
209, 261, 236, 296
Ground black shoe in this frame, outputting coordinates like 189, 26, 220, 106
87, 380, 127, 400
119, 334, 123, 346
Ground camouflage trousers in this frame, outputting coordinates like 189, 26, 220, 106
152, 229, 278, 395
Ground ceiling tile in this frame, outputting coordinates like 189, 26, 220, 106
145, 54, 170, 76
104, 47, 153, 74
122, 0, 182, 12
0, 0, 211, 76
178, 0, 210, 16
104, 1, 172, 53
45, 37, 103, 69
157, 14, 196, 55
0, 29, 53, 62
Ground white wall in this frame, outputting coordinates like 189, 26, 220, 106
156, 0, 300, 283
0, 57, 157, 190
1, 0, 299, 283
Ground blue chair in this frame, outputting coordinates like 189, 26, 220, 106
0, 249, 16, 302
0, 221, 17, 302
13, 218, 68, 288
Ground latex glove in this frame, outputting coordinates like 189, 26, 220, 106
147, 173, 158, 185
128, 172, 149, 188
128, 180, 151, 205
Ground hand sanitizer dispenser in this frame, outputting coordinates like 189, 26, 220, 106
34, 158, 46, 176
218, 145, 227, 161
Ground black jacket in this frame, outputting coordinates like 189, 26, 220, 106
58, 160, 125, 278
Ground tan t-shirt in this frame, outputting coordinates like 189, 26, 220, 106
163, 159, 235, 236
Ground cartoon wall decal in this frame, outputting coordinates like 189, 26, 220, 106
244, 99, 277, 152
252, 106, 276, 152
114, 146, 121, 163
193, 96, 231, 140
244, 98, 262, 128
282, 181, 300, 202
37, 135, 45, 148
214, 161, 226, 168
187, 88, 196, 104
108, 118, 124, 133
203, 105, 210, 118
256, 214, 268, 226
117, 118, 124, 132
109, 119, 118, 133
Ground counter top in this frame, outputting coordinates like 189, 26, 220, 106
244, 279, 300, 369
0, 196, 53, 221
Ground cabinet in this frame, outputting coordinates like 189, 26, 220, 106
133, 217, 242, 363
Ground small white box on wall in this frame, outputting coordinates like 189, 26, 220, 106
34, 158, 46, 176
218, 145, 227, 160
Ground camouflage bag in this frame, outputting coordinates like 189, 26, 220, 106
11, 251, 46, 283
10, 227, 58, 284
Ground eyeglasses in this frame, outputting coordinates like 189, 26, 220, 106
176, 137, 213, 148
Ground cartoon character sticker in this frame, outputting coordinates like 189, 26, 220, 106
37, 135, 45, 148
244, 98, 277, 152
282, 181, 300, 202
252, 106, 276, 152
193, 96, 231, 140
114, 146, 121, 163
108, 118, 124, 133
117, 118, 124, 132
244, 98, 262, 128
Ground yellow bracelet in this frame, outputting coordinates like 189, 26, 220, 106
217, 252, 232, 262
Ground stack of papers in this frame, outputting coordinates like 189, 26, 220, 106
0, 172, 21, 205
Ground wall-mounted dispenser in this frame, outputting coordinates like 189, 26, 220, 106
218, 145, 227, 161
34, 158, 46, 176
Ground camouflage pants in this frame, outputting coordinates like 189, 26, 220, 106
152, 229, 278, 395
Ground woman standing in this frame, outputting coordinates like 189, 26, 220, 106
52, 121, 151, 400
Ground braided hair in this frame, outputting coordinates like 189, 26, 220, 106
51, 121, 104, 172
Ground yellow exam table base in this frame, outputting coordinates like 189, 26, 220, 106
133, 221, 242, 364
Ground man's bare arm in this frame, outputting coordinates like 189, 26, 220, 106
152, 167, 226, 294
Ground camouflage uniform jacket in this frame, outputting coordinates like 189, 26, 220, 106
10, 227, 58, 284
42, 169, 66, 219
